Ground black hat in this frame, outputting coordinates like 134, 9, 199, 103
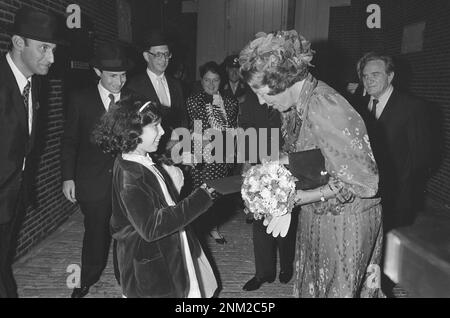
90, 42, 134, 72
143, 30, 169, 50
10, 7, 60, 44
224, 54, 240, 68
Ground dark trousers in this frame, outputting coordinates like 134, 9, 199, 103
79, 198, 120, 287
0, 178, 25, 298
252, 211, 298, 280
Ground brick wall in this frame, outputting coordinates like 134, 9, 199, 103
328, 0, 450, 212
0, 0, 119, 259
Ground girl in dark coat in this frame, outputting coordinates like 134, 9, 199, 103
93, 97, 218, 298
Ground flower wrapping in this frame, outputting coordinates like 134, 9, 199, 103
241, 161, 297, 221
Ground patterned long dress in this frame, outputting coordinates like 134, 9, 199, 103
283, 74, 384, 298
186, 91, 238, 190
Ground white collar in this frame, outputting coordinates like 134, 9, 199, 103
122, 153, 155, 165
97, 81, 120, 107
146, 68, 166, 82
370, 85, 393, 105
6, 52, 31, 93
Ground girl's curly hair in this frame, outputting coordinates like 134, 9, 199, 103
92, 96, 161, 155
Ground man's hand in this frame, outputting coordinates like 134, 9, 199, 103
62, 180, 77, 203
264, 213, 291, 238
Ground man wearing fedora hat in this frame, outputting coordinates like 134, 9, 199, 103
61, 42, 133, 298
127, 30, 188, 154
0, 7, 59, 298
221, 54, 249, 104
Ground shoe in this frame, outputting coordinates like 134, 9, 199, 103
242, 276, 275, 291
279, 270, 293, 284
71, 286, 90, 298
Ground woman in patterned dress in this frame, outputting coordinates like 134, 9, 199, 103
186, 61, 238, 244
239, 30, 384, 297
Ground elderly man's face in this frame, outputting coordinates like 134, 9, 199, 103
143, 45, 170, 76
362, 59, 394, 99
20, 38, 56, 77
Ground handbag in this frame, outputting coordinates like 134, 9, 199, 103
287, 148, 329, 190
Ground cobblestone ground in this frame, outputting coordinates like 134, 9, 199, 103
13, 206, 295, 298
13, 200, 409, 298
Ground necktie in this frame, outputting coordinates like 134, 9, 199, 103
23, 81, 31, 114
157, 77, 170, 107
23, 81, 31, 134
108, 94, 116, 110
371, 99, 379, 119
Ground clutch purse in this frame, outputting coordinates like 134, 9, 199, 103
287, 148, 329, 190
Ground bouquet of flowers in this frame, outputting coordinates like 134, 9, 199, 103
241, 161, 297, 221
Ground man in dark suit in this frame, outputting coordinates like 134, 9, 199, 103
357, 52, 432, 233
61, 42, 133, 298
127, 31, 187, 153
221, 54, 249, 104
238, 90, 298, 291
0, 7, 58, 298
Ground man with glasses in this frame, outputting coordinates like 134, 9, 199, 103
0, 7, 58, 298
127, 31, 188, 154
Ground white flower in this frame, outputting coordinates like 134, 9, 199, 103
260, 188, 271, 199
241, 161, 297, 220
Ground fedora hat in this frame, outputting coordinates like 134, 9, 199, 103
90, 42, 134, 72
10, 7, 60, 44
143, 30, 169, 50
224, 54, 240, 68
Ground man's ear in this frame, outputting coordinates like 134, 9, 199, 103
93, 67, 102, 77
11, 35, 25, 51
388, 71, 395, 85
143, 51, 150, 63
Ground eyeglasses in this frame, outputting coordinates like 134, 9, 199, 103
148, 51, 172, 60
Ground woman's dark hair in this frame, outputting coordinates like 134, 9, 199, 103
199, 61, 221, 79
93, 96, 161, 154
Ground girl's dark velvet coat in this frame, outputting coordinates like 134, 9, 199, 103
111, 156, 213, 297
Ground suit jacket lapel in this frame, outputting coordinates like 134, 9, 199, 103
92, 87, 107, 116
3, 58, 28, 135
30, 76, 40, 141
166, 76, 176, 106
143, 73, 158, 101
378, 89, 398, 123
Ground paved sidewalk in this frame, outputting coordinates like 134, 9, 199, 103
13, 206, 295, 298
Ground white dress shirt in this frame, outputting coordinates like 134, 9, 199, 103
146, 68, 171, 106
368, 85, 394, 120
97, 82, 120, 111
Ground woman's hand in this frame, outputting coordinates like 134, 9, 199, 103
294, 189, 307, 206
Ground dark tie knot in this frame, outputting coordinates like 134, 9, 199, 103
23, 81, 31, 97
108, 94, 115, 104
371, 98, 379, 118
